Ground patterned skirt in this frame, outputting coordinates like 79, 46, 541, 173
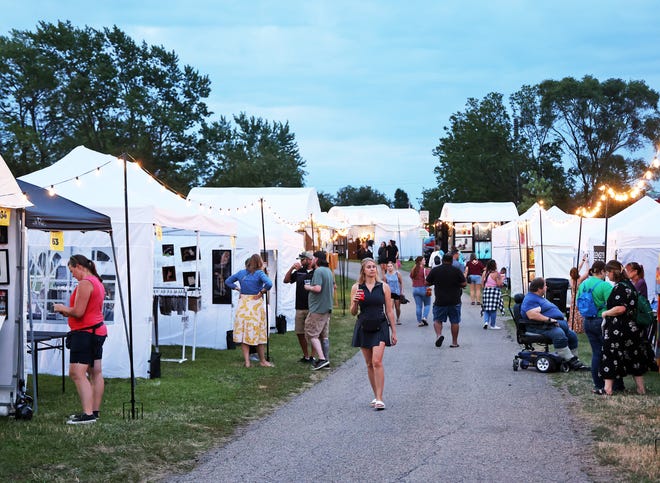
233, 295, 267, 345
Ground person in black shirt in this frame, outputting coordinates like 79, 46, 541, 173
284, 251, 315, 363
426, 253, 466, 348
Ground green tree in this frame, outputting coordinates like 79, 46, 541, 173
392, 188, 411, 208
317, 191, 335, 212
334, 185, 390, 206
427, 93, 528, 207
200, 113, 306, 187
0, 21, 212, 192
538, 75, 660, 203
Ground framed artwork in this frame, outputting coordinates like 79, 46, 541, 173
454, 222, 472, 237
454, 237, 473, 253
162, 266, 176, 283
473, 223, 492, 242
212, 250, 232, 304
0, 226, 7, 244
0, 250, 9, 284
527, 247, 536, 269
162, 244, 174, 257
474, 241, 492, 260
0, 289, 7, 317
180, 246, 198, 262
183, 271, 199, 287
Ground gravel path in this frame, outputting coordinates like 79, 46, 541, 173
168, 262, 602, 482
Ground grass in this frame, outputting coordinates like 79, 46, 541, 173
2, 276, 658, 482
0, 277, 360, 482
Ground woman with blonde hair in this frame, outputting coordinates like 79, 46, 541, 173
225, 254, 273, 367
350, 258, 397, 410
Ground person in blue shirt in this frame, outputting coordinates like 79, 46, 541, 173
521, 277, 588, 371
225, 253, 273, 367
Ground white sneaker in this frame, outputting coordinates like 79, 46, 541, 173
490, 325, 502, 330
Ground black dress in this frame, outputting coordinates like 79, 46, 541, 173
600, 280, 648, 379
351, 282, 391, 348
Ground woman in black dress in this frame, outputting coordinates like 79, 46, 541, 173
600, 260, 647, 395
351, 258, 397, 410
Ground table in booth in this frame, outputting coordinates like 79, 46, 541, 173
26, 330, 68, 394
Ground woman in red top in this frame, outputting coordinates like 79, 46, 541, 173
410, 256, 431, 327
465, 253, 485, 305
54, 254, 107, 425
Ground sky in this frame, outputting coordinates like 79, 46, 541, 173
2, 0, 660, 208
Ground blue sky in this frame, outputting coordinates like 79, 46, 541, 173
2, 1, 660, 207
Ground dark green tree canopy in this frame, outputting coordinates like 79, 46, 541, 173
334, 185, 391, 206
392, 188, 411, 208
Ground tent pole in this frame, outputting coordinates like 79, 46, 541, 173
122, 154, 137, 419
260, 198, 270, 362
310, 214, 315, 251
538, 207, 545, 278
517, 222, 525, 294
192, 231, 200, 361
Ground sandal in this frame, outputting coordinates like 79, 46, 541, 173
592, 388, 606, 395
373, 400, 385, 410
369, 399, 377, 408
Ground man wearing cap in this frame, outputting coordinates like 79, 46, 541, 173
304, 250, 335, 370
284, 251, 315, 363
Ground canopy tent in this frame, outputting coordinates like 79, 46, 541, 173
0, 155, 33, 416
20, 146, 237, 377
493, 203, 606, 295
606, 196, 660, 277
439, 202, 519, 223
187, 187, 314, 333
326, 205, 423, 258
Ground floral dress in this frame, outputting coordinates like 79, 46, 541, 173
600, 280, 649, 379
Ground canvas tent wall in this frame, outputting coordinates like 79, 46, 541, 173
186, 187, 314, 332
0, 155, 33, 416
20, 146, 236, 377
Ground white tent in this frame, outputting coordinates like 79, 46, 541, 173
20, 146, 237, 377
439, 202, 519, 223
0, 155, 33, 416
327, 205, 423, 258
607, 196, 660, 277
187, 187, 315, 332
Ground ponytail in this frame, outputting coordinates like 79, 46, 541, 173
69, 254, 103, 283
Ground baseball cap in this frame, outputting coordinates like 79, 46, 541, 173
298, 251, 313, 260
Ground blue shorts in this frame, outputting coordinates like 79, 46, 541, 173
433, 304, 461, 324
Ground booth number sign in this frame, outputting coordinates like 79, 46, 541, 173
50, 231, 64, 251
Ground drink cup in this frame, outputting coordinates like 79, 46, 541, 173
357, 289, 364, 301
304, 279, 311, 286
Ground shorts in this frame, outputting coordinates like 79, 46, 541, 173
468, 275, 482, 284
433, 304, 462, 324
305, 312, 331, 339
69, 331, 107, 366
390, 293, 400, 300
295, 309, 309, 334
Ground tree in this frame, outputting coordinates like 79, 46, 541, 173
392, 188, 411, 208
0, 21, 212, 192
199, 113, 306, 187
334, 186, 390, 206
538, 75, 660, 203
427, 93, 528, 207
317, 191, 335, 212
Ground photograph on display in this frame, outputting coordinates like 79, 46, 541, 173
0, 249, 9, 284
454, 237, 473, 253
182, 271, 199, 287
454, 222, 472, 237
212, 249, 232, 304
474, 241, 492, 260
473, 223, 492, 242
527, 248, 535, 268
162, 244, 174, 257
0, 289, 7, 317
180, 246, 198, 262
0, 226, 7, 244
162, 266, 176, 283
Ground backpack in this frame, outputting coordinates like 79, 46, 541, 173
634, 292, 655, 327
576, 280, 604, 317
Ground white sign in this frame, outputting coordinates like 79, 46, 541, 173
420, 210, 429, 224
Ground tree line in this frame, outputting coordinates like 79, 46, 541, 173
2, 22, 659, 217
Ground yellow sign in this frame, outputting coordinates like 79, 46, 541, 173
50, 231, 64, 251
0, 208, 10, 226
155, 225, 162, 241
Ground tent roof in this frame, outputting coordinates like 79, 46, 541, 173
327, 205, 391, 226
439, 202, 519, 222
188, 187, 322, 224
609, 196, 660, 231
19, 146, 235, 235
18, 180, 112, 232
0, 155, 33, 209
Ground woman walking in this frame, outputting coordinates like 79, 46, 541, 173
410, 256, 431, 327
351, 258, 397, 410
384, 261, 404, 324
600, 260, 648, 395
481, 259, 504, 330
465, 253, 484, 305
225, 254, 274, 367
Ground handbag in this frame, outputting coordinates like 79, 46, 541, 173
425, 287, 432, 297
399, 294, 409, 304
360, 314, 382, 333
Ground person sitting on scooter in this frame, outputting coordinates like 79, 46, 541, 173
520, 277, 589, 371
